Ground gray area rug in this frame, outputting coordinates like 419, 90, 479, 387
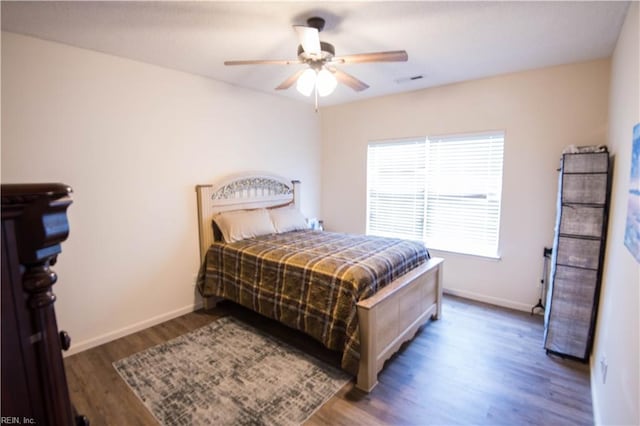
113, 316, 351, 426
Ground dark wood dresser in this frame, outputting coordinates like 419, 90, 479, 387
1, 183, 88, 425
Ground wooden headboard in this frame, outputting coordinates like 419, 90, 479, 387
195, 173, 300, 259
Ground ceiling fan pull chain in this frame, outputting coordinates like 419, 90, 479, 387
314, 85, 319, 113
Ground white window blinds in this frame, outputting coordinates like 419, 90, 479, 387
425, 132, 504, 257
367, 139, 426, 241
366, 132, 504, 258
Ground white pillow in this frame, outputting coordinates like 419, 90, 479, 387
269, 206, 309, 233
213, 209, 276, 243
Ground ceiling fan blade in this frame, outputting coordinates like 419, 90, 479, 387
275, 69, 307, 90
294, 25, 321, 55
333, 69, 369, 92
224, 59, 302, 66
333, 50, 408, 64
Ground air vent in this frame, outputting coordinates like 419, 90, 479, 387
395, 75, 424, 84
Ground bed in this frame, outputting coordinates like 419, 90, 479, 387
196, 173, 444, 392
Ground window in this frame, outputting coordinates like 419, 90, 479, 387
366, 131, 504, 258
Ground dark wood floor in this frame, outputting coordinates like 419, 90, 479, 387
64, 296, 593, 425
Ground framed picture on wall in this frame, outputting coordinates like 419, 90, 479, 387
624, 123, 640, 263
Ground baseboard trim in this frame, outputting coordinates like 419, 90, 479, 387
590, 357, 601, 425
444, 288, 533, 313
63, 300, 204, 357
64, 290, 532, 357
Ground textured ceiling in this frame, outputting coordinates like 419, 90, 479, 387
1, 1, 630, 106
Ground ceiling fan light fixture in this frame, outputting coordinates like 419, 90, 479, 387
296, 68, 316, 96
317, 68, 337, 97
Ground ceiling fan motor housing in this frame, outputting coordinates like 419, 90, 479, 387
297, 41, 335, 60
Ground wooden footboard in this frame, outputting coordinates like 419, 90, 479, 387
356, 257, 444, 392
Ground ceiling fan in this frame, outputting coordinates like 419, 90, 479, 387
224, 17, 408, 109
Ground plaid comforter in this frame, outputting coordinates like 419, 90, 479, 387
197, 230, 429, 374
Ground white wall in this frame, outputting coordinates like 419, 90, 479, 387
1, 32, 321, 354
320, 59, 610, 311
591, 3, 640, 425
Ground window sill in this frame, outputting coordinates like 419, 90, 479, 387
428, 248, 502, 261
